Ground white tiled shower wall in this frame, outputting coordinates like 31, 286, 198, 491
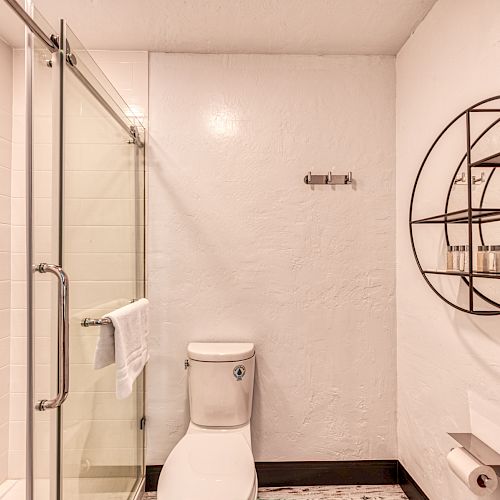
0, 38, 13, 485
5, 49, 148, 479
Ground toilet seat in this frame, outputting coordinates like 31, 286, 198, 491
157, 431, 257, 500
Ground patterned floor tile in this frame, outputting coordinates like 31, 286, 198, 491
143, 484, 408, 499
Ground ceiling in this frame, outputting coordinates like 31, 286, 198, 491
21, 0, 438, 55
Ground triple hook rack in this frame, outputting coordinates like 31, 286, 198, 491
454, 172, 485, 185
304, 171, 353, 186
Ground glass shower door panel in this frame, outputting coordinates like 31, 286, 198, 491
62, 64, 144, 500
30, 11, 60, 500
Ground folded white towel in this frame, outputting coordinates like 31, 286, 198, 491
94, 298, 150, 399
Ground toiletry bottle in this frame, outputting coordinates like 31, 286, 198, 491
491, 245, 500, 273
459, 245, 466, 272
452, 246, 460, 271
463, 245, 470, 272
487, 246, 497, 273
477, 245, 487, 272
446, 245, 454, 271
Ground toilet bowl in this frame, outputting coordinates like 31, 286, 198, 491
157, 342, 257, 500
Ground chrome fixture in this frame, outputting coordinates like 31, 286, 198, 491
81, 317, 112, 327
454, 171, 485, 185
448, 433, 500, 473
304, 171, 353, 185
34, 264, 69, 411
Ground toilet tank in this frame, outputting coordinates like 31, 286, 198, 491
187, 342, 255, 427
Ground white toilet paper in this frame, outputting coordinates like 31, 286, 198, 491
447, 447, 499, 496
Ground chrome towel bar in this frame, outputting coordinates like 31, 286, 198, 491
81, 299, 138, 327
81, 317, 112, 327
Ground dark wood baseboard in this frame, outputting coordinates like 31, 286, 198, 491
145, 465, 163, 492
146, 460, 429, 499
255, 460, 398, 487
397, 463, 429, 500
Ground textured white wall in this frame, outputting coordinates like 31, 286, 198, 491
396, 1, 500, 499
0, 38, 12, 485
147, 53, 396, 465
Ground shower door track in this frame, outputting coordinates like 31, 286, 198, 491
4, 0, 143, 147
3, 0, 58, 52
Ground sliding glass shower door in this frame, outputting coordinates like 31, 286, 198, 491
28, 15, 145, 500
60, 23, 145, 499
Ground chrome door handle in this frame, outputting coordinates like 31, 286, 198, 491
34, 263, 69, 411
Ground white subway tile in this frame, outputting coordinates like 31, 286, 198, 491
66, 198, 135, 226
0, 394, 9, 426
70, 363, 116, 393
0, 366, 9, 397
11, 364, 51, 396
11, 142, 25, 171
0, 138, 11, 170
0, 310, 9, 338
0, 224, 10, 252
64, 391, 136, 421
8, 450, 25, 478
8, 393, 25, 422
0, 281, 10, 310
8, 420, 25, 451
0, 452, 6, 484
34, 143, 52, 172
0, 166, 10, 196
0, 108, 12, 142
66, 170, 136, 200
0, 424, 8, 463
0, 337, 9, 368
65, 253, 136, 281
11, 336, 49, 365
9, 364, 25, 393
65, 225, 137, 254
0, 195, 10, 224
10, 198, 24, 225
63, 419, 138, 450
66, 143, 135, 172
0, 252, 10, 280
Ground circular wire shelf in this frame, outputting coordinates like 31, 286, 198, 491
409, 95, 500, 315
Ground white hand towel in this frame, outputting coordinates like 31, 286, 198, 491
94, 298, 150, 399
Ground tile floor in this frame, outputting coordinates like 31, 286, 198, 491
0, 478, 138, 500
142, 485, 408, 499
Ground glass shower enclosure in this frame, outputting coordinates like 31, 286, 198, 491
4, 2, 146, 499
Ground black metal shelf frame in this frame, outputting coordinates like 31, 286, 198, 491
409, 95, 500, 315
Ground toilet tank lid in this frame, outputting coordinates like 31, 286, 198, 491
188, 342, 255, 362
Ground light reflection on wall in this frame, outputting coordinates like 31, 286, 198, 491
206, 107, 239, 138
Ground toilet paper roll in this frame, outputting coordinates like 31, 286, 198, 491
447, 447, 499, 496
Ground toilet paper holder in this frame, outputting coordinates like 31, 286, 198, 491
449, 433, 500, 474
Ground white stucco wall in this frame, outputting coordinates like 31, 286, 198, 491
147, 53, 396, 465
396, 1, 500, 499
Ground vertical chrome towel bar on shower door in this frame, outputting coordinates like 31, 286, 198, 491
34, 263, 70, 411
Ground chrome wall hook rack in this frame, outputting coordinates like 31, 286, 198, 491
304, 171, 353, 186
454, 172, 485, 185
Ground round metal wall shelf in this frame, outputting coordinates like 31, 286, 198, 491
409, 95, 500, 315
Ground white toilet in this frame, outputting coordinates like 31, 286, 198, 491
157, 342, 257, 500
